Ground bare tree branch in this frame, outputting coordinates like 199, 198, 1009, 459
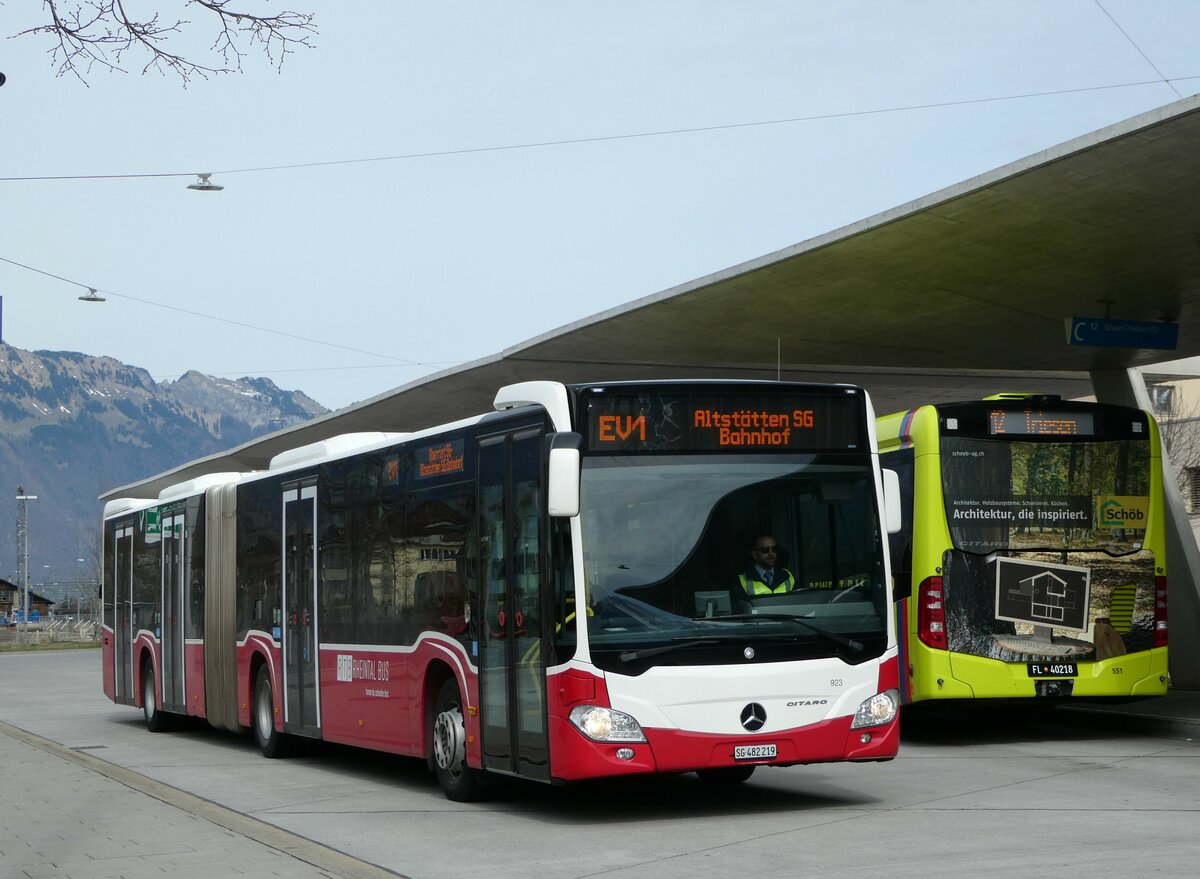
16, 1, 316, 84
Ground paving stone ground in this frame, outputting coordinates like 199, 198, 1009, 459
0, 729, 344, 879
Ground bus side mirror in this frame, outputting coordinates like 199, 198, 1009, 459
882, 468, 902, 534
548, 432, 582, 517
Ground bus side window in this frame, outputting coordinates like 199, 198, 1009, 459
882, 447, 915, 601
408, 487, 471, 642
549, 516, 577, 663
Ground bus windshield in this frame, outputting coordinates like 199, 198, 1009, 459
578, 454, 888, 671
940, 436, 1150, 554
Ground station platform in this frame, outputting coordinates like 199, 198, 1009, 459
0, 719, 392, 879
1054, 686, 1200, 739
0, 675, 1195, 879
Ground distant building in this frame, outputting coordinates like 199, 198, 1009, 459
1145, 375, 1200, 516
0, 577, 54, 621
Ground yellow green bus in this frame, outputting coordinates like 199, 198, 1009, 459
877, 394, 1169, 702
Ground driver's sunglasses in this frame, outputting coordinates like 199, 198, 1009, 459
755, 545, 779, 554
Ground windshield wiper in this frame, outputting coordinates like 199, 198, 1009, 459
618, 637, 722, 663
693, 613, 864, 654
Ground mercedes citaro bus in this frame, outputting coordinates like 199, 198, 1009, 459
103, 380, 902, 799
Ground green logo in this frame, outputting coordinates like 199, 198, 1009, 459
1096, 495, 1149, 528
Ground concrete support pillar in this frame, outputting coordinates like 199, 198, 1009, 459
1091, 367, 1200, 688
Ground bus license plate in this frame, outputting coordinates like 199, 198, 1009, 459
734, 744, 776, 761
1027, 662, 1077, 677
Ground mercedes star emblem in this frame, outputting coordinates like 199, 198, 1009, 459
740, 702, 767, 731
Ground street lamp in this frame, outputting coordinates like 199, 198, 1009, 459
187, 173, 224, 192
15, 487, 37, 638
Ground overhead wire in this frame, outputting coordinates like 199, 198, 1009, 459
0, 254, 457, 371
1094, 0, 1184, 100
1, 33, 1195, 384
153, 361, 462, 383
1, 76, 1198, 184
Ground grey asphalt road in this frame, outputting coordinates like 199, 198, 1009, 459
2, 648, 1198, 879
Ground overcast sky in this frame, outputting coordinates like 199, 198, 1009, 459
2, 1, 1199, 411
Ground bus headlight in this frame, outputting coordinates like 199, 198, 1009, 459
850, 690, 898, 729
568, 705, 647, 742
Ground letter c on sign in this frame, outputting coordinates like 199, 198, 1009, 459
1074, 322, 1086, 342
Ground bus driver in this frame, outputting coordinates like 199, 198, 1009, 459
738, 535, 796, 598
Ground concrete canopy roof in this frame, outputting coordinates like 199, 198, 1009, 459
104, 94, 1200, 501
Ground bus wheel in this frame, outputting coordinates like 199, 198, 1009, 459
252, 666, 289, 758
696, 765, 756, 784
142, 659, 170, 733
432, 679, 484, 801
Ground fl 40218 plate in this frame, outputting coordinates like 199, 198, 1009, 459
1027, 662, 1077, 677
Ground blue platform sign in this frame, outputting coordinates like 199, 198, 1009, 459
1067, 317, 1179, 350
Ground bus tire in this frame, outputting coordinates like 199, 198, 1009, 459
141, 658, 171, 733
696, 765, 756, 784
252, 666, 290, 758
432, 679, 484, 801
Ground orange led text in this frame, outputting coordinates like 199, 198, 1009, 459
598, 415, 647, 442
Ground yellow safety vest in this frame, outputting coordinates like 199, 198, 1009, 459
739, 570, 796, 596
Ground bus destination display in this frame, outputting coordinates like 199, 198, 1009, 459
987, 409, 1095, 436
585, 391, 864, 452
415, 438, 466, 479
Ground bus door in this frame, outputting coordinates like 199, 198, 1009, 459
113, 521, 135, 704
160, 511, 186, 713
478, 427, 550, 780
282, 483, 321, 734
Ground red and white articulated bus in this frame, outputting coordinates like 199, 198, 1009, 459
102, 380, 902, 799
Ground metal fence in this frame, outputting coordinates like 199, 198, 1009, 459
0, 612, 100, 644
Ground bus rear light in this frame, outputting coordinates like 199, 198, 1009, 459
917, 576, 948, 650
1153, 576, 1168, 648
